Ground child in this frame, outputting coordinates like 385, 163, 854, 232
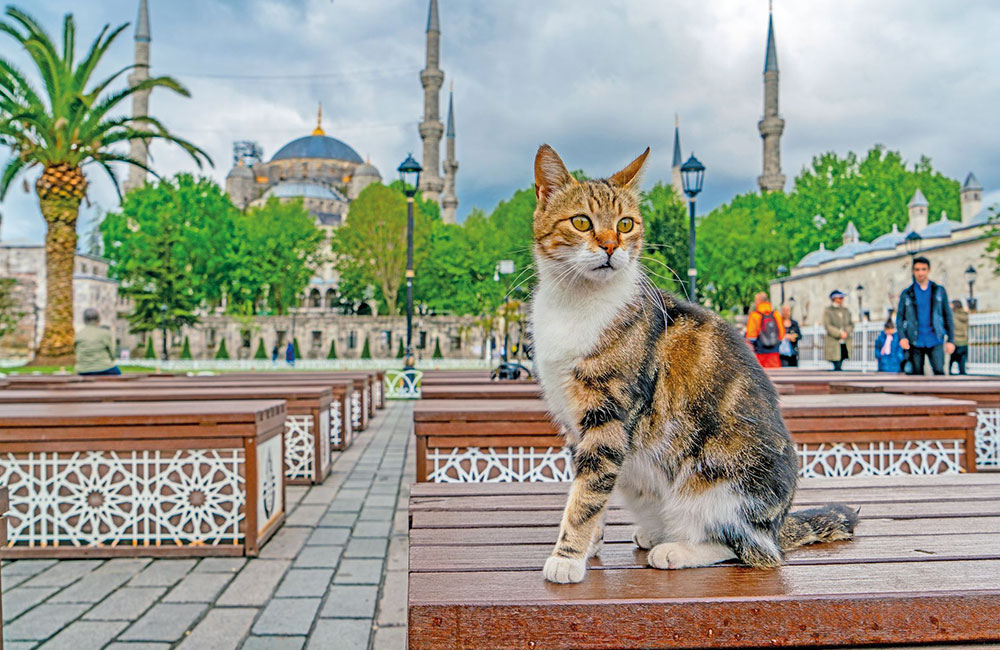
875, 319, 905, 373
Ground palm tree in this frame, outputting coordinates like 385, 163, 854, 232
0, 7, 209, 364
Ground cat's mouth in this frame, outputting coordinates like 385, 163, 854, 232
594, 260, 615, 271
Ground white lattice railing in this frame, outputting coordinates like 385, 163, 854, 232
385, 369, 423, 400
795, 310, 999, 375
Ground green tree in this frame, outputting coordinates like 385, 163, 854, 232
327, 338, 337, 360
396, 337, 404, 358
0, 7, 208, 364
253, 338, 267, 360
143, 336, 155, 359
432, 337, 443, 359
640, 182, 689, 294
215, 338, 229, 360
360, 337, 371, 359
180, 335, 192, 360
292, 337, 301, 359
331, 183, 431, 315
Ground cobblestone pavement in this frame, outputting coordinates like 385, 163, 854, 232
1, 401, 415, 650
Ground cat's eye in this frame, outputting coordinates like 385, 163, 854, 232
570, 215, 592, 231
617, 217, 634, 233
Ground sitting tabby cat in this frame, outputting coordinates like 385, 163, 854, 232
529, 144, 857, 584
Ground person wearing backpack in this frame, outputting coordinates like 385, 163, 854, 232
745, 292, 785, 368
823, 289, 854, 371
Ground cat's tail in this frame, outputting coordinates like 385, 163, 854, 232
778, 504, 859, 551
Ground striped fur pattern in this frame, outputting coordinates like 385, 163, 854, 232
530, 145, 858, 584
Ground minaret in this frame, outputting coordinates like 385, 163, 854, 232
670, 114, 684, 199
418, 0, 444, 202
441, 85, 459, 223
757, 2, 785, 193
124, 0, 151, 194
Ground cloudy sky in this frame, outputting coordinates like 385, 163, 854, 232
2, 0, 999, 244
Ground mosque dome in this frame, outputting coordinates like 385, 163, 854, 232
920, 214, 957, 239
264, 180, 347, 202
354, 161, 381, 179
796, 242, 835, 268
270, 134, 364, 164
831, 241, 872, 260
227, 162, 253, 179
870, 224, 905, 251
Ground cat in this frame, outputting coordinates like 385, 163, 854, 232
529, 144, 857, 584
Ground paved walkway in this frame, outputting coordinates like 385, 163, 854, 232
1, 401, 416, 650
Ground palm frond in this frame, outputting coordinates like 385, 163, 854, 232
0, 153, 31, 200
61, 11, 73, 68
93, 158, 124, 202
72, 22, 125, 93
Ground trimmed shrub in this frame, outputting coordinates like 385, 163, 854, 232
215, 338, 230, 360
144, 337, 155, 359
180, 336, 192, 360
360, 337, 371, 359
293, 338, 301, 359
254, 338, 267, 359
396, 338, 404, 358
327, 339, 338, 359
432, 337, 443, 359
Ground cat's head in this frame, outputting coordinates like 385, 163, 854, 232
532, 144, 649, 285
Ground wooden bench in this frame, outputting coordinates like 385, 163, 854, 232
0, 400, 286, 558
0, 386, 335, 485
831, 380, 1000, 470
408, 474, 1000, 649
766, 370, 989, 395
420, 383, 793, 400
413, 394, 977, 482
1, 485, 6, 637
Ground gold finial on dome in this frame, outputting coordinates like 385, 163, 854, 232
312, 102, 325, 136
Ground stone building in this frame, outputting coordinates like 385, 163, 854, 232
770, 176, 997, 326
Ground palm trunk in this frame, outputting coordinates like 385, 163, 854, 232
32, 164, 86, 366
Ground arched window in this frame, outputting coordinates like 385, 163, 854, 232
325, 289, 337, 309
309, 289, 321, 308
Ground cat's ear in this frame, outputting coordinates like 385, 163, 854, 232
609, 147, 651, 192
534, 144, 575, 209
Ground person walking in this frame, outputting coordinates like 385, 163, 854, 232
875, 319, 905, 373
74, 308, 121, 375
271, 343, 279, 365
285, 340, 296, 368
823, 290, 853, 371
745, 292, 785, 368
778, 304, 800, 367
950, 299, 969, 375
895, 256, 954, 375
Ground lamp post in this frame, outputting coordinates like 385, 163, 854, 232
904, 230, 922, 257
680, 154, 705, 302
398, 153, 422, 370
776, 265, 788, 305
494, 260, 515, 360
966, 265, 978, 310
855, 284, 864, 321
159, 303, 168, 361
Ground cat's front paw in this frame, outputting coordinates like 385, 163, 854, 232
632, 528, 655, 550
542, 555, 586, 583
587, 525, 605, 558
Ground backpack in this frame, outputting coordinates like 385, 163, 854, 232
757, 311, 780, 349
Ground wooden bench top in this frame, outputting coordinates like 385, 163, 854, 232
420, 383, 544, 400
132, 377, 358, 394
0, 386, 332, 411
408, 474, 1000, 649
832, 380, 1000, 406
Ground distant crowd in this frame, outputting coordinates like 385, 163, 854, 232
745, 255, 971, 375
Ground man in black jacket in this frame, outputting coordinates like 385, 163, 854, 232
895, 256, 955, 375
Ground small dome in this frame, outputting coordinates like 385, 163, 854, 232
264, 181, 346, 201
870, 224, 905, 251
227, 163, 253, 179
796, 242, 835, 268
270, 134, 363, 164
832, 241, 871, 260
354, 162, 380, 178
920, 214, 957, 239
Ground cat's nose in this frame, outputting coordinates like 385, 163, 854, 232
596, 232, 618, 256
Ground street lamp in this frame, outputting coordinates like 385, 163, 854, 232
494, 260, 515, 360
966, 265, 978, 310
776, 265, 788, 304
159, 303, 168, 361
904, 230, 922, 257
680, 153, 705, 302
855, 284, 864, 321
398, 153, 422, 370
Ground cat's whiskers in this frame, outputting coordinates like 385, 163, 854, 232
640, 255, 690, 301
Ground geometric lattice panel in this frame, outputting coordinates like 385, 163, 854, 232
428, 446, 574, 483
0, 449, 245, 548
385, 369, 422, 399
351, 390, 363, 431
284, 415, 315, 481
797, 441, 965, 478
330, 399, 343, 448
975, 408, 1000, 469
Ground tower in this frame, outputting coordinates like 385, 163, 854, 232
124, 0, 151, 194
757, 2, 785, 193
441, 85, 459, 223
670, 114, 684, 199
908, 189, 929, 233
418, 0, 445, 202
961, 172, 983, 224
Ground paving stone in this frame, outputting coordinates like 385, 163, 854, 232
353, 520, 391, 537
258, 527, 310, 559
275, 569, 334, 598
175, 607, 257, 650
4, 603, 89, 641
307, 618, 371, 650
285, 504, 326, 527
251, 598, 321, 636
373, 624, 407, 650
83, 586, 166, 621
344, 537, 389, 559
215, 559, 290, 607
49, 560, 148, 604
392, 510, 409, 536
119, 603, 207, 642
300, 485, 339, 505
293, 546, 343, 569
326, 499, 364, 513
128, 560, 197, 587
163, 571, 233, 603
193, 557, 246, 573
3, 641, 39, 650
36, 620, 128, 650
240, 636, 305, 650
105, 644, 171, 650
286, 486, 309, 510
376, 571, 407, 626
358, 507, 394, 522
2, 587, 58, 623
333, 559, 384, 585
1, 571, 37, 590
317, 512, 357, 528
22, 560, 103, 588
306, 527, 349, 546
335, 489, 368, 501
319, 585, 378, 619
2, 559, 57, 576
364, 494, 397, 508
385, 537, 408, 572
